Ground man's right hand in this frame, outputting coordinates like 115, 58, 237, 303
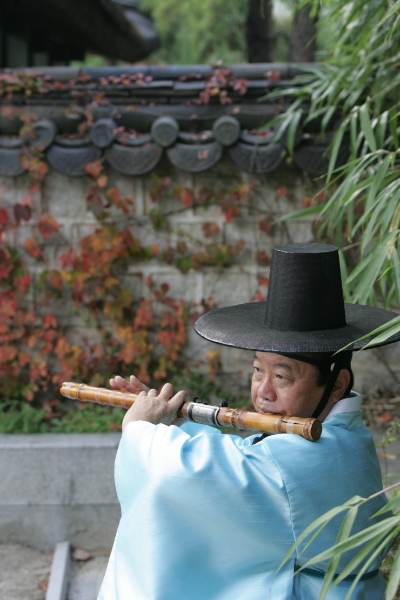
110, 375, 150, 394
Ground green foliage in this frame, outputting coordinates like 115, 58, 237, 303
0, 401, 48, 434
267, 0, 400, 345
0, 400, 125, 433
47, 404, 125, 433
376, 418, 400, 449
266, 1, 400, 593
275, 483, 400, 599
141, 0, 248, 64
1, 150, 270, 429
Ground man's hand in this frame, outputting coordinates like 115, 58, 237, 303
122, 383, 186, 430
110, 375, 150, 394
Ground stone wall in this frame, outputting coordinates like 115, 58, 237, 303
1, 154, 399, 397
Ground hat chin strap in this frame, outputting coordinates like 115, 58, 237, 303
277, 352, 354, 420
311, 364, 342, 419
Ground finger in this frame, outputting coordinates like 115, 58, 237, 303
148, 388, 157, 396
110, 376, 129, 389
129, 376, 150, 392
158, 383, 173, 400
168, 390, 186, 414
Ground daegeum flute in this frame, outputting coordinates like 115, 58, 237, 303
60, 382, 322, 442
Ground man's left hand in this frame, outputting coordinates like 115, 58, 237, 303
122, 383, 186, 430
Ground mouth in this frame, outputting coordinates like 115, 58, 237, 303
255, 399, 286, 416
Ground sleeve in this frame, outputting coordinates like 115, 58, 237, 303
114, 420, 286, 514
178, 421, 222, 437
110, 420, 295, 599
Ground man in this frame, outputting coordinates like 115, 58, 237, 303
98, 243, 400, 599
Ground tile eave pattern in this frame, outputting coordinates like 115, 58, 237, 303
0, 64, 346, 177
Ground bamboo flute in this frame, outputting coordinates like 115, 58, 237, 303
60, 382, 322, 442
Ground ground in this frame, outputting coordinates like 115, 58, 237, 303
0, 543, 52, 600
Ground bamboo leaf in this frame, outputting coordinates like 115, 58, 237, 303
327, 120, 348, 181
391, 249, 400, 302
276, 497, 365, 576
359, 318, 400, 348
299, 516, 400, 568
375, 110, 389, 147
318, 506, 359, 597
276, 204, 323, 222
286, 110, 303, 154
343, 531, 399, 600
374, 490, 400, 516
386, 540, 400, 600
359, 106, 377, 153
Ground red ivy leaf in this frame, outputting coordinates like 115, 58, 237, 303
160, 282, 169, 294
49, 270, 63, 289
257, 275, 269, 287
43, 314, 58, 329
222, 206, 240, 223
256, 250, 270, 266
58, 251, 76, 269
258, 216, 275, 234
97, 175, 108, 188
14, 272, 31, 291
301, 196, 315, 208
0, 248, 12, 280
24, 237, 43, 259
14, 203, 32, 222
0, 208, 10, 225
202, 222, 220, 238
276, 187, 287, 197
180, 188, 194, 206
267, 70, 281, 83
85, 160, 103, 178
38, 214, 59, 239
252, 290, 264, 302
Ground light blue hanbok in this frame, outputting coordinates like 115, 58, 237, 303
98, 394, 387, 599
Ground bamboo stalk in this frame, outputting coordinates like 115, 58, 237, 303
60, 382, 322, 442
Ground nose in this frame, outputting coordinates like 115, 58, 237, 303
256, 374, 276, 401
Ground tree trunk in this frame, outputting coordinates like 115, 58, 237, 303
289, 4, 319, 63
246, 0, 274, 63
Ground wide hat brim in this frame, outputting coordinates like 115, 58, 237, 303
194, 301, 400, 353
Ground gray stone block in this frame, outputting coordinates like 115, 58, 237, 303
0, 174, 33, 206
203, 268, 255, 306
145, 267, 204, 304
44, 173, 90, 220
0, 435, 119, 505
285, 219, 314, 244
0, 434, 121, 552
353, 346, 400, 394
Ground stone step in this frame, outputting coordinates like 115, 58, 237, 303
68, 556, 108, 600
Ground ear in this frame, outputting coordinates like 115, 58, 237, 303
331, 368, 351, 404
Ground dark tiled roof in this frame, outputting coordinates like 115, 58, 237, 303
0, 64, 347, 177
1, 0, 159, 66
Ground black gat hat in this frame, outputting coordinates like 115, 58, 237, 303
194, 243, 400, 354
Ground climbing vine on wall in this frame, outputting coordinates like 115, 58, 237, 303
0, 143, 286, 425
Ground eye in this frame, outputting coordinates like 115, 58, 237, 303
253, 365, 261, 373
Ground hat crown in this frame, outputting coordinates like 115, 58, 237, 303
265, 243, 347, 331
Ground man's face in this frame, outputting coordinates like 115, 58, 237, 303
251, 351, 323, 418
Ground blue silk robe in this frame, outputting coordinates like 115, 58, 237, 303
98, 394, 387, 599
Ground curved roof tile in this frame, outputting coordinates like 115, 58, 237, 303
0, 64, 346, 177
